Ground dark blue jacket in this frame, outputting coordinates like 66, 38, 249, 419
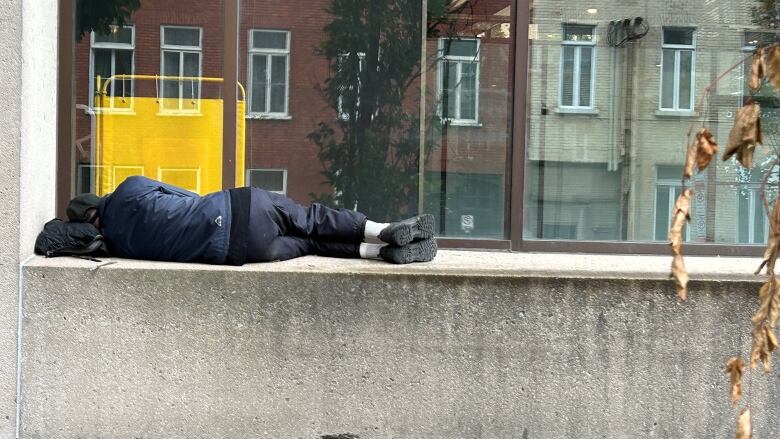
98, 176, 235, 264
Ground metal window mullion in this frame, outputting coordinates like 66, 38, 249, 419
667, 186, 675, 237
178, 51, 185, 110
749, 191, 756, 243
109, 50, 117, 102
455, 62, 462, 120
688, 48, 696, 110
572, 46, 581, 108
588, 45, 595, 108
673, 50, 681, 110
265, 54, 272, 113
285, 52, 290, 115
248, 53, 254, 112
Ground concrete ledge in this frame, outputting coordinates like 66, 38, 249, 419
19, 252, 780, 438
22, 250, 768, 282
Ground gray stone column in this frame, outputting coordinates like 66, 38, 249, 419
0, 0, 58, 437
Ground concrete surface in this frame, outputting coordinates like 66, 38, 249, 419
0, 0, 24, 437
20, 251, 780, 438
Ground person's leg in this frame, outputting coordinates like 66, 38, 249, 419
247, 235, 362, 262
246, 235, 310, 262
267, 191, 366, 242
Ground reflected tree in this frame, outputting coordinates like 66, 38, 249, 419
76, 0, 140, 41
308, 0, 477, 221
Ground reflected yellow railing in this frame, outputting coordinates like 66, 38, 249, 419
93, 74, 246, 196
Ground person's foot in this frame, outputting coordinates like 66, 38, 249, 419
378, 214, 434, 247
380, 238, 437, 264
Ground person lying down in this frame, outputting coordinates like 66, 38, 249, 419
66, 176, 437, 265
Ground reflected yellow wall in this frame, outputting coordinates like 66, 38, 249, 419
94, 96, 245, 195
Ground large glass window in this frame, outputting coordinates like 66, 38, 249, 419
160, 26, 203, 111
61, 1, 780, 251
89, 26, 134, 110
560, 24, 595, 109
248, 29, 290, 117
660, 27, 695, 112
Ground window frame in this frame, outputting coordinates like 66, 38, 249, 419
736, 185, 770, 244
55, 0, 766, 256
659, 27, 697, 112
247, 29, 291, 119
558, 24, 596, 110
159, 25, 203, 113
653, 176, 691, 242
246, 168, 288, 194
437, 37, 481, 126
88, 25, 135, 112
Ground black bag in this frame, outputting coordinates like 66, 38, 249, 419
34, 219, 108, 258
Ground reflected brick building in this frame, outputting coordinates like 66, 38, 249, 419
73, 0, 514, 237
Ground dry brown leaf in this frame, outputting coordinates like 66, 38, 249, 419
723, 103, 763, 168
770, 278, 780, 327
736, 408, 752, 439
725, 356, 745, 406
765, 45, 780, 92
668, 189, 693, 301
684, 128, 720, 178
757, 198, 780, 275
684, 139, 697, 179
750, 326, 766, 370
671, 254, 689, 301
749, 47, 765, 92
753, 279, 773, 328
751, 323, 775, 372
767, 324, 779, 352
668, 189, 693, 252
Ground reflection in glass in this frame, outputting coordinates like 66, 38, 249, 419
239, 0, 511, 233
526, 0, 778, 245
73, 1, 229, 197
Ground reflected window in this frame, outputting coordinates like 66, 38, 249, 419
654, 166, 689, 241
90, 26, 134, 110
660, 27, 695, 111
160, 26, 202, 111
337, 52, 366, 121
560, 24, 595, 109
439, 38, 480, 125
737, 185, 769, 244
249, 29, 290, 117
247, 168, 287, 194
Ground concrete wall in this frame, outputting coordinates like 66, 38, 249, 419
0, 0, 24, 436
19, 253, 780, 438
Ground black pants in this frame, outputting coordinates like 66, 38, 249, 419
246, 188, 367, 262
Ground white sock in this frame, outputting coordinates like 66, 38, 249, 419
359, 243, 385, 259
364, 220, 390, 240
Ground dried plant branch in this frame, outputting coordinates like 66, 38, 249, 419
723, 102, 764, 168
668, 189, 693, 301
684, 127, 719, 178
725, 356, 745, 406
736, 408, 752, 439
